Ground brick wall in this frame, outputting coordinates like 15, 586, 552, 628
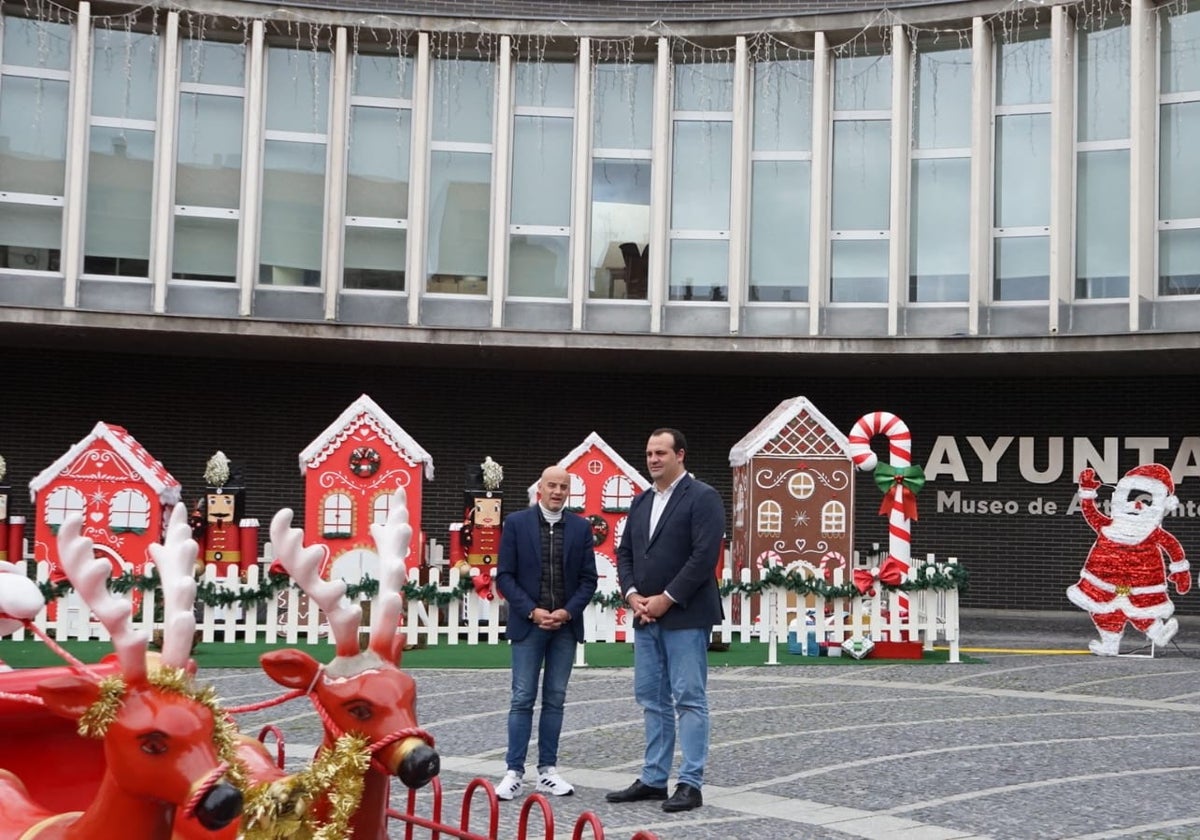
3, 346, 1198, 615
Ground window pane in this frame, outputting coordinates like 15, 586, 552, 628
753, 59, 812, 152
432, 59, 493, 144
910, 158, 969, 302
347, 106, 410, 218
1078, 23, 1130, 142
84, 126, 153, 275
259, 140, 324, 287
0, 203, 60, 270
508, 234, 568, 298
176, 93, 242, 208
511, 116, 571, 226
1160, 229, 1200, 295
0, 76, 68, 194
831, 120, 890, 230
590, 159, 650, 300
173, 216, 236, 282
995, 113, 1050, 228
1076, 149, 1129, 299
830, 239, 888, 302
674, 61, 733, 111
344, 227, 405, 291
515, 61, 574, 108
994, 236, 1049, 300
593, 63, 653, 149
671, 121, 731, 230
266, 48, 330, 134
1160, 102, 1200, 221
92, 29, 158, 121
669, 239, 727, 301
996, 33, 1051, 106
833, 54, 891, 111
1161, 7, 1200, 95
913, 44, 971, 149
749, 160, 809, 302
353, 52, 413, 99
181, 39, 244, 87
3, 16, 71, 70
427, 150, 490, 292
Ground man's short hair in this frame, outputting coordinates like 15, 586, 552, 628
651, 427, 687, 454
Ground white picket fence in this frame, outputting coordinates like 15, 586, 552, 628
6, 550, 961, 664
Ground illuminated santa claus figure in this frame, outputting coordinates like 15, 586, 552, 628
1067, 464, 1190, 656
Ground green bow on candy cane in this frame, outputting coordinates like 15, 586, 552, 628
872, 463, 925, 521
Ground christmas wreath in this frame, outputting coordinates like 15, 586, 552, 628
348, 446, 381, 478
588, 515, 609, 547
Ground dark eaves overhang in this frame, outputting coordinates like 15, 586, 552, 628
1, 305, 1198, 379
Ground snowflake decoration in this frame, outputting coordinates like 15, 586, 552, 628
90, 489, 108, 507
480, 456, 504, 491
793, 511, 809, 527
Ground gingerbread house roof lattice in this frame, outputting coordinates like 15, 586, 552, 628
29, 422, 181, 505
298, 394, 434, 479
728, 396, 850, 466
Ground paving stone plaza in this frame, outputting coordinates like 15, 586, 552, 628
217, 612, 1200, 840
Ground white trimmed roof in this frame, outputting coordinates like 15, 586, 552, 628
526, 431, 650, 504
728, 396, 850, 467
29, 421, 182, 504
298, 394, 434, 479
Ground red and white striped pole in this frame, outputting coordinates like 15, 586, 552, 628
847, 412, 914, 614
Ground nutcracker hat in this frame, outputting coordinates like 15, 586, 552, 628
1122, 463, 1178, 511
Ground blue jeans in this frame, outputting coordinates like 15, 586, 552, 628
505, 626, 578, 774
633, 623, 709, 789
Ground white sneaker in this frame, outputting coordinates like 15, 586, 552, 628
495, 769, 523, 801
536, 767, 574, 797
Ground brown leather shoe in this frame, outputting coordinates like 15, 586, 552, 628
605, 779, 668, 803
662, 782, 702, 812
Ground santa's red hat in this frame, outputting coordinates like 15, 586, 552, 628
1123, 463, 1179, 511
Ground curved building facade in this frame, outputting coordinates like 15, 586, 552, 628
2, 0, 1200, 615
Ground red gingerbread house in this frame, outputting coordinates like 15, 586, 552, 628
728, 397, 856, 582
527, 431, 650, 635
29, 422, 181, 577
299, 394, 433, 581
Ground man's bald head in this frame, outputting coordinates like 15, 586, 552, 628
538, 466, 571, 512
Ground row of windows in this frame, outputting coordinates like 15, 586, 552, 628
1, 3, 1198, 334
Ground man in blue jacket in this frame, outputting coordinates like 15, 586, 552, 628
494, 465, 598, 801
606, 428, 726, 813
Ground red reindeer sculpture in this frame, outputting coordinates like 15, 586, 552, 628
0, 507, 243, 840
252, 488, 439, 839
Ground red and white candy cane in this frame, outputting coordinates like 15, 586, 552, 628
847, 412, 915, 610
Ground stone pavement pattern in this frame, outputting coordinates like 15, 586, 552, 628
210, 613, 1200, 839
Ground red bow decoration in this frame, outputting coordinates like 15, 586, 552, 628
852, 555, 908, 596
872, 463, 924, 521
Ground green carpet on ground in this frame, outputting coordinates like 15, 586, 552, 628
0, 637, 978, 669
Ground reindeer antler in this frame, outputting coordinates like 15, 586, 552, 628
57, 513, 148, 682
149, 503, 199, 670
367, 488, 412, 658
269, 508, 362, 658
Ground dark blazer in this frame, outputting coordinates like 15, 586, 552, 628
497, 506, 598, 643
616, 474, 726, 631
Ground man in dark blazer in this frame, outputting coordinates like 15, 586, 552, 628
494, 465, 598, 801
606, 428, 726, 813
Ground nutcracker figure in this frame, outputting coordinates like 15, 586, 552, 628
458, 456, 504, 599
191, 451, 254, 576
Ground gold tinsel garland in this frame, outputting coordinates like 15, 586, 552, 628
240, 732, 371, 840
76, 666, 247, 790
